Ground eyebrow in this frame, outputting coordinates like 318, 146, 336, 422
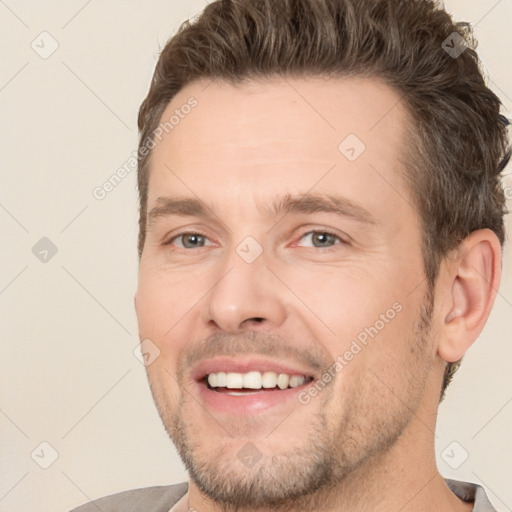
148, 197, 210, 228
147, 193, 378, 227
266, 193, 378, 226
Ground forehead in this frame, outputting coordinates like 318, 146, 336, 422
148, 76, 413, 220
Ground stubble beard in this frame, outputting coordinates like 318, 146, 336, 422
148, 292, 434, 511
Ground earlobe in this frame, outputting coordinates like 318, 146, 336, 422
438, 229, 501, 363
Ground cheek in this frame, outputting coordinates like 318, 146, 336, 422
135, 271, 199, 377
136, 264, 203, 336
136, 272, 193, 399
347, 296, 432, 403
277, 262, 400, 340
280, 263, 422, 378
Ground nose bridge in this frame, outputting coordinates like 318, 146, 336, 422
201, 239, 286, 332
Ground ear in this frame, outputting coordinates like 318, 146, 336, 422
436, 229, 501, 363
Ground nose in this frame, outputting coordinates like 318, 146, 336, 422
200, 247, 287, 334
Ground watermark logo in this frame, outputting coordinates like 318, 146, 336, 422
236, 442, 262, 468
338, 134, 366, 162
31, 31, 59, 59
133, 339, 161, 366
441, 441, 469, 469
236, 236, 263, 264
31, 441, 59, 469
442, 33, 467, 59
32, 237, 58, 263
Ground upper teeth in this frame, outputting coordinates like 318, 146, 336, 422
207, 371, 307, 390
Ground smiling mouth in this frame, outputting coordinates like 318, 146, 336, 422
203, 371, 314, 395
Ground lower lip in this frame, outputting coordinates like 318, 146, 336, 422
195, 380, 312, 415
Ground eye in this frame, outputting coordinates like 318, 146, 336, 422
167, 232, 213, 249
297, 231, 345, 248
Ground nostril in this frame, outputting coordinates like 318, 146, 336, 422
237, 317, 267, 330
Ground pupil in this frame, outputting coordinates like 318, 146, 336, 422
314, 233, 333, 247
184, 234, 203, 248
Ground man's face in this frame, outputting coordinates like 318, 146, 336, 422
135, 77, 438, 507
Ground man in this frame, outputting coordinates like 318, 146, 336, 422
71, 0, 510, 510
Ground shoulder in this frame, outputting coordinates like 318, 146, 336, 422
445, 479, 497, 512
68, 482, 188, 512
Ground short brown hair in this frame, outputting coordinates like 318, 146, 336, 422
136, 0, 510, 398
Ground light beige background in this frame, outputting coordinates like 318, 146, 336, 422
1, 1, 511, 511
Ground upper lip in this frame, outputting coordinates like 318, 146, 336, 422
191, 357, 318, 382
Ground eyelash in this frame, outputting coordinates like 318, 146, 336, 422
164, 229, 347, 251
